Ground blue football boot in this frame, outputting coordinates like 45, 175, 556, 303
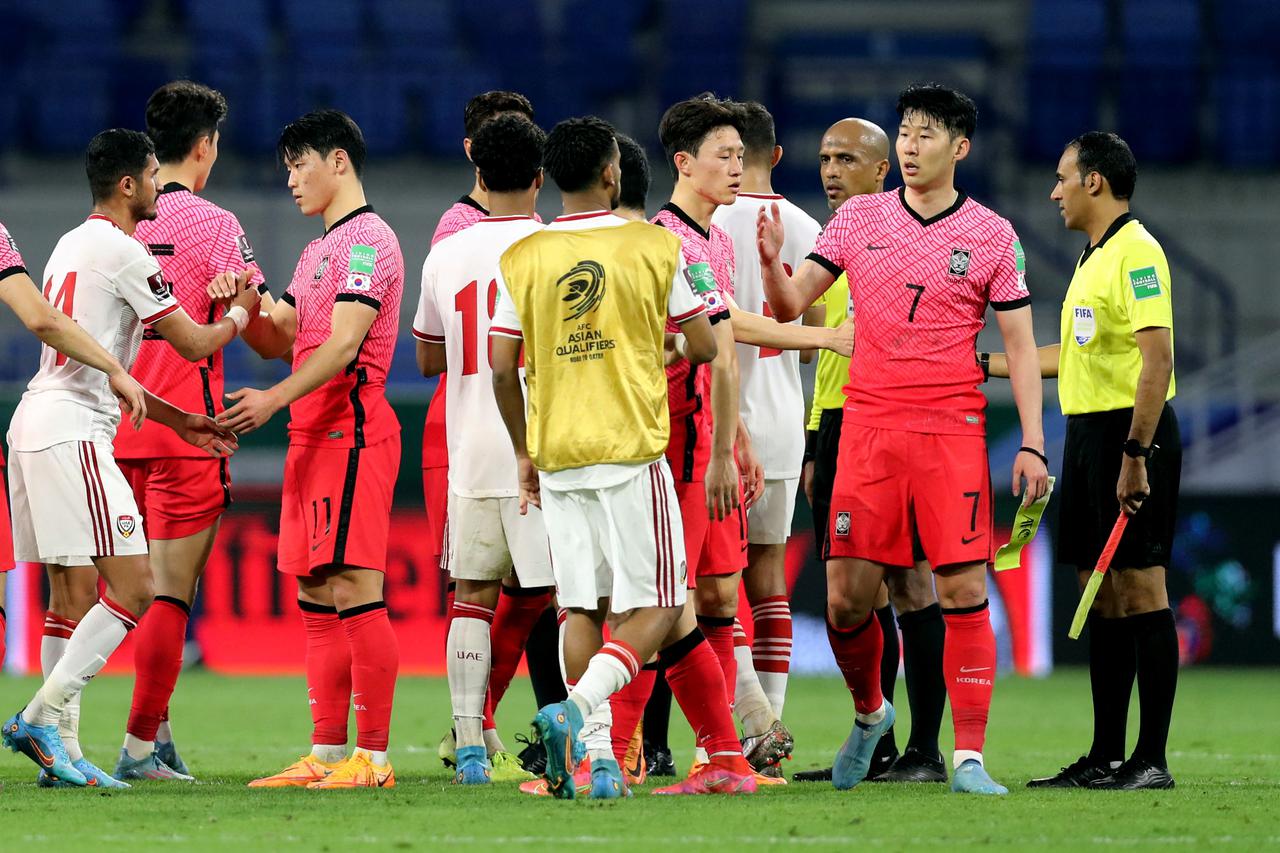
589, 756, 630, 799
39, 758, 131, 789
532, 701, 586, 800
951, 759, 1009, 795
832, 701, 896, 791
3, 713, 86, 786
454, 745, 492, 785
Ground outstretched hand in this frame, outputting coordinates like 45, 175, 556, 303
756, 202, 785, 267
179, 413, 239, 458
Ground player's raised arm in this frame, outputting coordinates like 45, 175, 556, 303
756, 202, 835, 322
996, 304, 1049, 506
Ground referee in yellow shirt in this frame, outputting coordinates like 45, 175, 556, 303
988, 132, 1179, 790
794, 117, 947, 784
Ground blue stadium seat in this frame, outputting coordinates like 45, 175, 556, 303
190, 46, 287, 154
1213, 62, 1280, 167
181, 0, 274, 58
1024, 0, 1108, 160
20, 61, 115, 153
1118, 0, 1201, 162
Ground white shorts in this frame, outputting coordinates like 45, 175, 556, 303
540, 458, 687, 612
746, 477, 799, 545
443, 492, 555, 588
7, 440, 147, 566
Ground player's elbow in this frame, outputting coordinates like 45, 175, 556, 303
23, 310, 60, 338
684, 330, 718, 365
767, 299, 802, 324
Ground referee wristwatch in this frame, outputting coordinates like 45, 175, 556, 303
1122, 439, 1155, 460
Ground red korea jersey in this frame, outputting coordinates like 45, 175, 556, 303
808, 188, 1030, 436
116, 183, 266, 458
282, 206, 403, 448
0, 219, 29, 467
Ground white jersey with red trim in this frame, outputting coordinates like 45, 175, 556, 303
8, 215, 178, 451
413, 215, 543, 497
711, 193, 821, 479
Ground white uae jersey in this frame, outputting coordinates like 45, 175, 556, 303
412, 215, 543, 497
9, 215, 179, 452
712, 193, 821, 479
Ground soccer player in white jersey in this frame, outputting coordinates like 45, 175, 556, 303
413, 114, 554, 786
2, 129, 253, 787
710, 102, 820, 773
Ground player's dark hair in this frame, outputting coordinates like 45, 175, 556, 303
658, 93, 743, 178
616, 133, 650, 212
1067, 131, 1137, 201
896, 83, 977, 140
734, 101, 776, 169
145, 80, 228, 165
543, 116, 617, 194
86, 128, 155, 203
470, 114, 546, 193
464, 90, 535, 139
277, 109, 367, 177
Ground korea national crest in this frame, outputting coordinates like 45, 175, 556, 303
117, 515, 136, 538
948, 248, 972, 277
835, 511, 851, 537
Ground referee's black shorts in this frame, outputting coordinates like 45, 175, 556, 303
1057, 404, 1181, 571
811, 407, 843, 559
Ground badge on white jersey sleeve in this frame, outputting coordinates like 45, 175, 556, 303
117, 254, 179, 325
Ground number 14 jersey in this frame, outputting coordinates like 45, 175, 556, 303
413, 215, 543, 497
808, 188, 1030, 436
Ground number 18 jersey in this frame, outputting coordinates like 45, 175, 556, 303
808, 188, 1030, 436
412, 215, 543, 497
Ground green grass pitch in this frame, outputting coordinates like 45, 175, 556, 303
1, 669, 1277, 850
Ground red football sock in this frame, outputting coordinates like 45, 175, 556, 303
827, 612, 884, 715
340, 601, 400, 752
696, 615, 736, 706
299, 601, 351, 747
610, 664, 656, 765
943, 602, 996, 754
661, 628, 748, 772
750, 595, 793, 676
126, 596, 189, 741
483, 586, 553, 730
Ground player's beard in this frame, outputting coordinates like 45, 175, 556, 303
609, 185, 621, 210
134, 198, 159, 222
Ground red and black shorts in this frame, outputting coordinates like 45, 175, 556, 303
119, 456, 230, 540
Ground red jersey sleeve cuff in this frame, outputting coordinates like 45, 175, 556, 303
806, 252, 842, 278
991, 295, 1031, 311
141, 302, 181, 325
413, 328, 446, 343
489, 326, 523, 340
670, 305, 706, 325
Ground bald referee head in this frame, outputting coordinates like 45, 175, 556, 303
819, 118, 890, 211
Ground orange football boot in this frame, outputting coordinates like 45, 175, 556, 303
307, 751, 395, 789
248, 753, 346, 788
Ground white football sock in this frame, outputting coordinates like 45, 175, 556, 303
25, 602, 130, 728
567, 649, 632, 719
954, 749, 983, 768
733, 643, 776, 738
756, 670, 789, 719
40, 628, 83, 761
354, 746, 389, 766
312, 743, 346, 763
856, 701, 887, 727
580, 699, 614, 764
482, 728, 505, 756
446, 612, 492, 750
123, 733, 152, 761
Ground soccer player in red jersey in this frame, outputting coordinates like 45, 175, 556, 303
0, 221, 148, 672
217, 111, 405, 789
96, 80, 274, 781
757, 84, 1049, 794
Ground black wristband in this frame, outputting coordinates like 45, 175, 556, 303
978, 351, 990, 382
803, 430, 818, 464
1018, 446, 1049, 467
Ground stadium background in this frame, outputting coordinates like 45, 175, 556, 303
1, 0, 1278, 677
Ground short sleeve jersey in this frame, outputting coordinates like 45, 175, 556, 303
808, 188, 1030, 435
430, 196, 489, 248
413, 216, 543, 497
116, 183, 267, 458
1, 220, 27, 281
651, 203, 733, 421
9, 215, 179, 451
712, 193, 821, 478
282, 207, 404, 448
1057, 214, 1175, 416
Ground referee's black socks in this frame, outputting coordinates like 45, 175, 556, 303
1087, 615, 1136, 768
1130, 608, 1178, 769
897, 603, 947, 757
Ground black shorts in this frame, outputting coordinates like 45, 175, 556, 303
811, 408, 843, 559
1057, 404, 1181, 571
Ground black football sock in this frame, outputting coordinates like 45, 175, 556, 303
1130, 608, 1178, 769
897, 603, 946, 757
875, 604, 899, 753
643, 665, 674, 750
1086, 615, 1135, 767
524, 607, 567, 708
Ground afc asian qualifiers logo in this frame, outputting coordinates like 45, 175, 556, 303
835, 511, 851, 537
558, 259, 606, 320
116, 515, 136, 538
948, 248, 972, 277
146, 271, 172, 299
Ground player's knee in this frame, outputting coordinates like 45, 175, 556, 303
826, 589, 870, 628
888, 565, 937, 612
694, 578, 738, 617
1114, 568, 1169, 616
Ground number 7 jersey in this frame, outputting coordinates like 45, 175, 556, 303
808, 188, 1030, 436
412, 215, 543, 497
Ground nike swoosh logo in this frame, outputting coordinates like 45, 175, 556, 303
959, 666, 991, 673
31, 739, 56, 767
866, 244, 890, 251
961, 534, 983, 544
